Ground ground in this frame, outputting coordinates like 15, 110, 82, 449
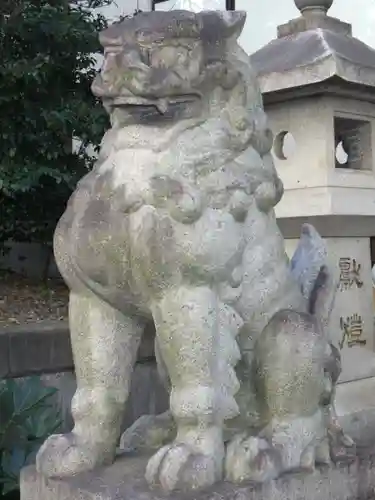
0, 270, 68, 326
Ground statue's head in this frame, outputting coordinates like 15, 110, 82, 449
92, 10, 246, 117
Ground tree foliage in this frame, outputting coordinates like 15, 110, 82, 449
0, 0, 111, 245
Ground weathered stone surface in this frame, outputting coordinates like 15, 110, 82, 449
0, 321, 157, 379
0, 321, 164, 434
41, 363, 169, 434
336, 377, 375, 445
33, 8, 352, 494
122, 362, 168, 430
172, 0, 225, 10
250, 0, 375, 95
21, 448, 375, 500
4, 322, 73, 377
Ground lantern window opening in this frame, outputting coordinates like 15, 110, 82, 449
334, 116, 372, 171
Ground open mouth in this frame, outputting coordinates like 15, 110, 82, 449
111, 94, 200, 107
109, 94, 201, 117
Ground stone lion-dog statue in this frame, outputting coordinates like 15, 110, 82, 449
36, 10, 353, 492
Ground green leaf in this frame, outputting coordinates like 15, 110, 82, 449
0, 0, 111, 244
0, 378, 59, 449
0, 377, 63, 493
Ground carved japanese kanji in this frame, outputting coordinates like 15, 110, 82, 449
338, 257, 363, 290
340, 313, 366, 349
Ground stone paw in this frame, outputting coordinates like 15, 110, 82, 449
36, 432, 110, 477
225, 433, 281, 483
145, 442, 221, 492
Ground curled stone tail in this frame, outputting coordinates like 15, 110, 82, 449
308, 265, 329, 316
307, 264, 337, 340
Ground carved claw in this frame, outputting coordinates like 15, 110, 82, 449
145, 442, 221, 492
225, 433, 281, 483
36, 433, 111, 477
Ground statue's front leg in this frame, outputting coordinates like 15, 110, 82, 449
36, 291, 144, 477
146, 286, 238, 492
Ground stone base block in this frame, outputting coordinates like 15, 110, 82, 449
20, 448, 375, 500
336, 376, 375, 444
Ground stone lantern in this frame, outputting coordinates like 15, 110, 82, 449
250, 0, 375, 432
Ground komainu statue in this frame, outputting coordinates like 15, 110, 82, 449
36, 10, 353, 492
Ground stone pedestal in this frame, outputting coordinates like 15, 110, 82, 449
285, 237, 374, 369
285, 235, 375, 438
20, 449, 375, 500
336, 377, 375, 444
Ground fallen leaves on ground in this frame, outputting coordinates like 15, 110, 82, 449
0, 270, 68, 326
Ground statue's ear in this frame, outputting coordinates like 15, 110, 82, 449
220, 11, 247, 39
198, 10, 246, 42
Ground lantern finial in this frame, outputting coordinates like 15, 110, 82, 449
294, 0, 333, 15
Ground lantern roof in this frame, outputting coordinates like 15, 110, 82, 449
250, 0, 375, 96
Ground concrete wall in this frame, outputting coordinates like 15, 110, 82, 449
0, 321, 168, 433
42, 363, 169, 433
0, 242, 60, 279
